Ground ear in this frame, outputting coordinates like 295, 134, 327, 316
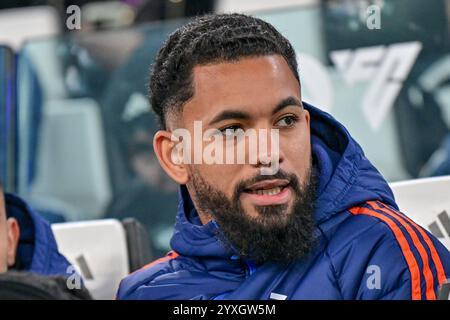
303, 108, 310, 128
6, 217, 20, 268
153, 130, 189, 185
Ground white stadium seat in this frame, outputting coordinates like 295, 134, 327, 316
52, 219, 130, 300
0, 6, 60, 50
390, 175, 450, 251
52, 218, 152, 300
31, 98, 112, 220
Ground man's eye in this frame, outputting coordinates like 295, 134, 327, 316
275, 115, 298, 127
220, 125, 242, 135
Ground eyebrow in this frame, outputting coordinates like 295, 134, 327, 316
208, 110, 251, 126
272, 96, 303, 115
208, 96, 303, 126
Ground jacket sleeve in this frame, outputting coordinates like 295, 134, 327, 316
329, 204, 450, 300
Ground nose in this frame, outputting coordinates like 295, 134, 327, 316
251, 128, 284, 175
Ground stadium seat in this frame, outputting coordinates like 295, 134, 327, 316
122, 218, 153, 272
0, 6, 60, 50
30, 98, 111, 220
51, 218, 151, 300
439, 280, 450, 300
390, 175, 450, 250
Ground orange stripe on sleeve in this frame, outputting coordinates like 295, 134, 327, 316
135, 251, 179, 274
368, 201, 436, 300
349, 206, 422, 300
375, 201, 447, 285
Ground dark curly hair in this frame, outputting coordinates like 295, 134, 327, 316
150, 13, 300, 129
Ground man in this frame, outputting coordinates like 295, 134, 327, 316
0, 271, 92, 300
0, 182, 72, 275
117, 13, 450, 300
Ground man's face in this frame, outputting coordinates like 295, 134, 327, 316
0, 192, 20, 272
158, 55, 316, 263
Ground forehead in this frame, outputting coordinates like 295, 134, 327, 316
183, 55, 300, 123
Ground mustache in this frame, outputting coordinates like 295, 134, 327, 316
234, 170, 301, 197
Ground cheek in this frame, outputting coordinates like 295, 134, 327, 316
281, 131, 311, 178
194, 163, 242, 196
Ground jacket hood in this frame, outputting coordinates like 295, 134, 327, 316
5, 193, 72, 276
170, 102, 397, 259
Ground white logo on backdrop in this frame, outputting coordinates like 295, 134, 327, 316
330, 42, 422, 130
299, 42, 422, 131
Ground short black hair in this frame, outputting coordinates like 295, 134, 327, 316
150, 13, 300, 129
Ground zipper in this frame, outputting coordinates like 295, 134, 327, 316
244, 259, 257, 277
230, 255, 256, 278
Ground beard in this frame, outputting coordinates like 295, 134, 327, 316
189, 165, 317, 265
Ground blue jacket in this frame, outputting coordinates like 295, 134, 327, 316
117, 103, 450, 300
5, 193, 72, 276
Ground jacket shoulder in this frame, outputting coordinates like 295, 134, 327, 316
326, 201, 450, 299
5, 193, 72, 276
116, 251, 180, 299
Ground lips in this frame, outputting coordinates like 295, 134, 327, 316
250, 186, 283, 196
245, 179, 290, 194
242, 179, 291, 206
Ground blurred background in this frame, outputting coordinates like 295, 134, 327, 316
1, 0, 450, 259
